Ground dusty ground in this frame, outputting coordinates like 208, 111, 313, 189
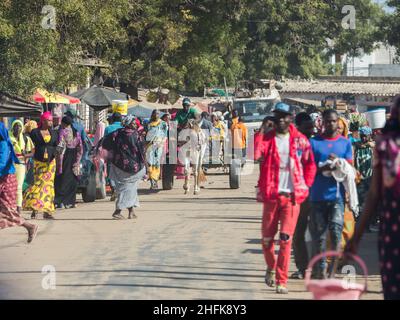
0, 164, 383, 300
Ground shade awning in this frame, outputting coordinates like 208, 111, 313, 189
127, 105, 154, 119
70, 86, 130, 110
1, 92, 43, 117
33, 89, 81, 104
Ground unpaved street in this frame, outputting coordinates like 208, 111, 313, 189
0, 165, 383, 300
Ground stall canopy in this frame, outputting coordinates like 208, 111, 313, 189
0, 92, 43, 117
33, 88, 81, 104
127, 105, 154, 119
70, 86, 130, 110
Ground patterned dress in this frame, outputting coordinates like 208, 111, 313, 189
375, 133, 400, 300
354, 142, 373, 211
0, 124, 25, 229
145, 120, 167, 182
23, 134, 57, 214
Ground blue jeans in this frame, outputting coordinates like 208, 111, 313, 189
309, 199, 345, 274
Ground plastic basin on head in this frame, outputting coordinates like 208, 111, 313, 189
365, 109, 386, 129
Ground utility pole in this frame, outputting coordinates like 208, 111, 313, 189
224, 77, 229, 101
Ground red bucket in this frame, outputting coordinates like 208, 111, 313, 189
305, 251, 368, 300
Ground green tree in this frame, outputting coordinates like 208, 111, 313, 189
385, 1, 400, 59
243, 0, 383, 80
0, 0, 130, 97
0, 0, 386, 98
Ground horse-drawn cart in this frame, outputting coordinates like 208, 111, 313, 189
161, 135, 243, 191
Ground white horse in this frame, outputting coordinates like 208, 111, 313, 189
178, 120, 208, 195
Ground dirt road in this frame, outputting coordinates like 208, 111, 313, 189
0, 165, 383, 299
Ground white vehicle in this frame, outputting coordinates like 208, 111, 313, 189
232, 79, 281, 133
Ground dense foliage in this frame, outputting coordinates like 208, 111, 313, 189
0, 0, 391, 97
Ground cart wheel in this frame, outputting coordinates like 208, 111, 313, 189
162, 164, 175, 190
96, 167, 107, 200
229, 159, 241, 189
82, 168, 97, 202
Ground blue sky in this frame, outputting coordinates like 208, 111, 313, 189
374, 0, 394, 12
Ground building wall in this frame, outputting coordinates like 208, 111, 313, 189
369, 64, 400, 77
281, 92, 393, 113
342, 43, 398, 77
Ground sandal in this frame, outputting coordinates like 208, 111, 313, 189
265, 269, 276, 287
276, 285, 289, 294
27, 225, 39, 243
128, 213, 137, 219
290, 270, 305, 280
112, 212, 125, 220
43, 213, 54, 220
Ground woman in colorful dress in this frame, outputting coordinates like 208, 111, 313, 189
145, 110, 168, 190
54, 116, 83, 209
354, 126, 374, 209
22, 120, 38, 193
23, 112, 58, 220
9, 120, 35, 213
347, 96, 400, 300
102, 115, 146, 220
0, 122, 38, 243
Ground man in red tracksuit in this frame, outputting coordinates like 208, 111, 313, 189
255, 103, 316, 294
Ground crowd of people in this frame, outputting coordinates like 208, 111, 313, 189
1, 95, 399, 299
0, 97, 248, 239
255, 100, 399, 299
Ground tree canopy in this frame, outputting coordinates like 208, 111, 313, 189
0, 0, 391, 98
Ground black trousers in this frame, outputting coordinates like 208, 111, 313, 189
292, 198, 311, 272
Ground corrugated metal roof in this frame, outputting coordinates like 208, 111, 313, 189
284, 97, 322, 107
281, 79, 400, 96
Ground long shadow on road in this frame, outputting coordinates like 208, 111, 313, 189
141, 197, 256, 204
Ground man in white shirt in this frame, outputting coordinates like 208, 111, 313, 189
254, 103, 317, 294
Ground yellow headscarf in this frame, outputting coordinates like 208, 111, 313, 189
338, 117, 349, 138
9, 120, 26, 155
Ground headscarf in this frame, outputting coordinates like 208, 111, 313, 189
94, 122, 106, 146
38, 111, 53, 129
0, 122, 19, 164
62, 115, 73, 126
9, 120, 25, 153
359, 126, 372, 136
65, 109, 78, 119
338, 117, 349, 137
24, 120, 38, 134
121, 114, 137, 128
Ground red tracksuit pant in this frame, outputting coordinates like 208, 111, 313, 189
261, 195, 300, 285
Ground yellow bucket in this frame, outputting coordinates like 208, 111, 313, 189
112, 100, 128, 115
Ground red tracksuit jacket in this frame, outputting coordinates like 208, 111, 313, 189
255, 124, 317, 204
